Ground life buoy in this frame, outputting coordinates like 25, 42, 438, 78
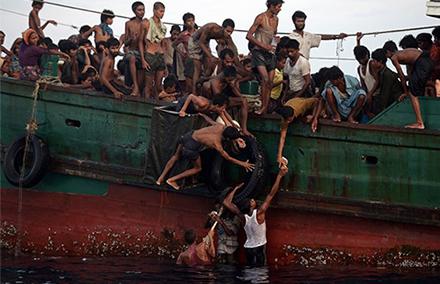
210, 135, 268, 203
3, 134, 51, 188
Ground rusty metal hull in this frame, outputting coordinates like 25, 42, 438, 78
1, 77, 440, 265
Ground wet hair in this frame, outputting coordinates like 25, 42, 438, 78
276, 53, 287, 62
107, 38, 120, 48
292, 10, 307, 22
163, 77, 176, 90
58, 40, 78, 53
383, 40, 398, 53
222, 19, 235, 29
212, 93, 230, 107
170, 24, 181, 34
32, 1, 43, 7
48, 43, 58, 50
239, 198, 251, 214
243, 58, 252, 66
280, 106, 294, 120
0, 31, 5, 36
432, 26, 440, 39
312, 67, 329, 92
399, 35, 418, 49
353, 45, 370, 60
222, 126, 240, 140
285, 39, 299, 49
184, 229, 196, 245
372, 48, 387, 64
326, 66, 344, 81
96, 40, 109, 53
132, 1, 144, 12
416, 33, 433, 45
101, 9, 115, 23
153, 2, 165, 10
37, 37, 53, 47
266, 0, 284, 8
78, 39, 92, 47
79, 25, 92, 34
223, 66, 237, 78
219, 48, 234, 60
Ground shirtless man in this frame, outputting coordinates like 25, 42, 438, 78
189, 19, 239, 94
100, 38, 132, 100
156, 113, 255, 190
83, 10, 115, 45
202, 66, 252, 136
383, 40, 434, 129
176, 229, 215, 266
246, 0, 283, 115
28, 1, 57, 38
139, 2, 167, 99
176, 93, 229, 116
124, 2, 145, 97
173, 13, 198, 93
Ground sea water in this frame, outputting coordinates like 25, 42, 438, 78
1, 256, 440, 283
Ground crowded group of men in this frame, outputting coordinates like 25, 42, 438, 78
1, 0, 439, 267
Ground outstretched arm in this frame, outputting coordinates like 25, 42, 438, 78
257, 167, 288, 224
198, 113, 218, 125
277, 129, 287, 168
217, 147, 255, 172
179, 94, 198, 117
391, 55, 408, 94
223, 183, 245, 225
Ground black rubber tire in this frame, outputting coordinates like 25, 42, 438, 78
210, 136, 268, 203
3, 134, 51, 188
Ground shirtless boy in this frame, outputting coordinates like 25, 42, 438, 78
139, 2, 167, 99
176, 229, 215, 266
189, 19, 239, 94
173, 13, 198, 93
100, 38, 132, 100
246, 0, 284, 115
383, 40, 434, 129
28, 1, 57, 38
202, 66, 252, 136
83, 10, 115, 45
156, 113, 255, 190
124, 2, 145, 97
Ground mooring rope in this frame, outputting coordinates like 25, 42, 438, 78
15, 76, 62, 256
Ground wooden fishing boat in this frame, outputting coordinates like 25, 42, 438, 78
1, 76, 439, 266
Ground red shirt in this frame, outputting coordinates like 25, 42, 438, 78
430, 45, 440, 80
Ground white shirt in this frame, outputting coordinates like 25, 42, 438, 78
284, 56, 311, 92
288, 31, 322, 60
244, 209, 267, 248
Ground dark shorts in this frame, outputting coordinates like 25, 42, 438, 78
125, 50, 143, 70
102, 80, 132, 96
179, 131, 202, 161
409, 51, 435, 96
175, 96, 198, 114
244, 244, 266, 267
251, 49, 277, 73
145, 52, 166, 76
184, 58, 195, 79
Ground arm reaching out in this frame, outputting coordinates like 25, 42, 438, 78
223, 183, 245, 225
256, 167, 288, 224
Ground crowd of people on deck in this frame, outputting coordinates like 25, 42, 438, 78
1, 0, 440, 267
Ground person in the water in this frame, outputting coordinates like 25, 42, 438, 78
176, 229, 215, 266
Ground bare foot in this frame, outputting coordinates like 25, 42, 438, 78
347, 117, 359, 124
405, 123, 425, 130
255, 108, 266, 115
332, 114, 342, 122
166, 179, 180, 190
306, 115, 314, 123
156, 179, 163, 186
436, 80, 440, 97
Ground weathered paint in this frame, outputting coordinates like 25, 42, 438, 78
1, 184, 440, 266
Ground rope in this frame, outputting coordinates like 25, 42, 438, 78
0, 8, 79, 30
14, 75, 62, 256
27, 0, 439, 36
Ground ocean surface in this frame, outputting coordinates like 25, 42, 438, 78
1, 256, 440, 284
